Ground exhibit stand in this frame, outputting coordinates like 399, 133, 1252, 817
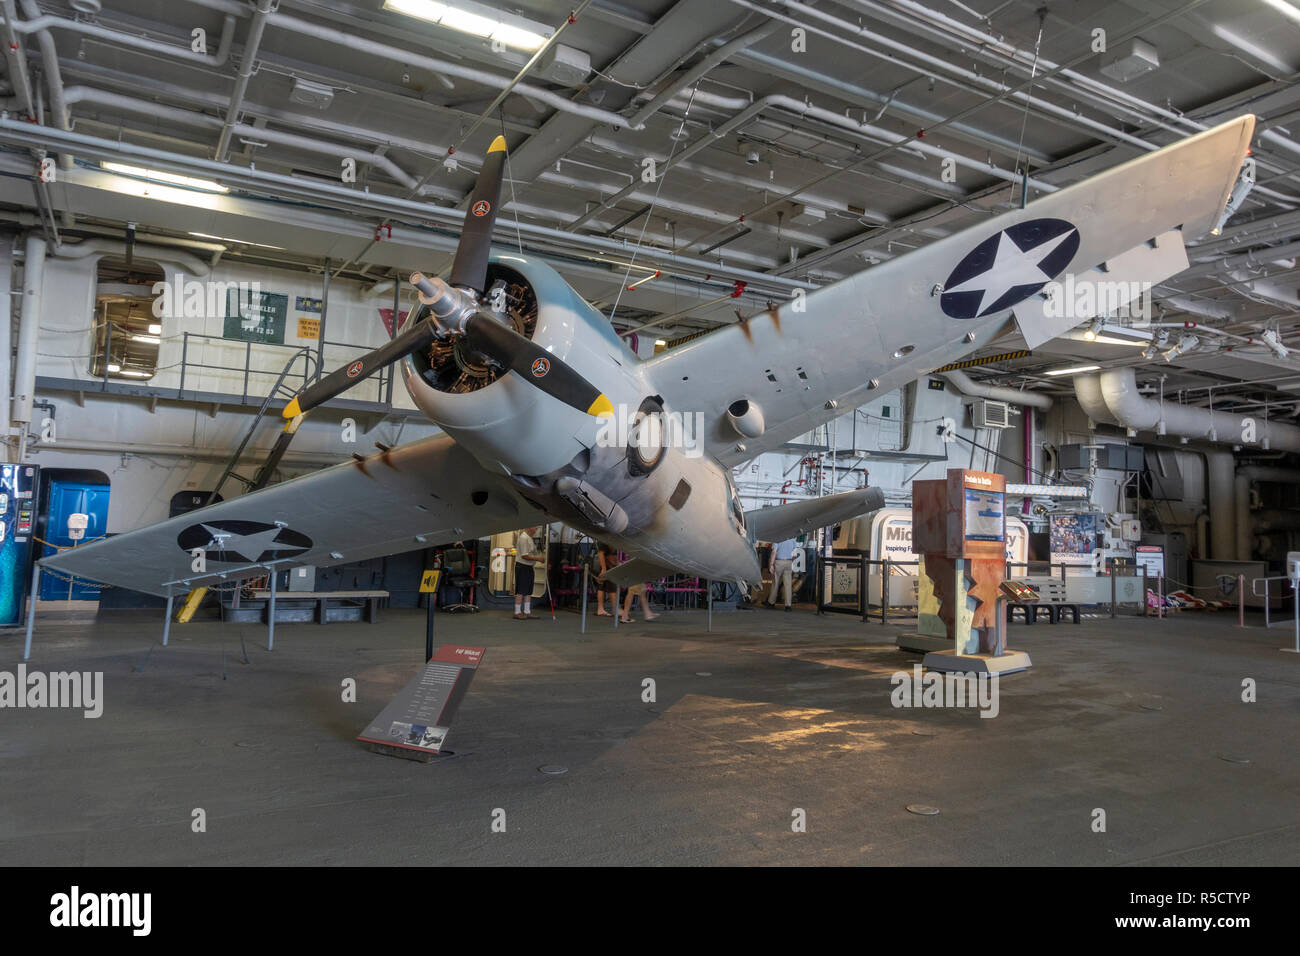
895, 468, 1031, 675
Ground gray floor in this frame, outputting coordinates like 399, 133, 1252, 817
2, 601, 1297, 866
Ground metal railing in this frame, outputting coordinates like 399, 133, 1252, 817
815, 555, 1149, 623
173, 331, 394, 406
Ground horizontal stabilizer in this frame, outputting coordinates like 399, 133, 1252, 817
746, 487, 886, 544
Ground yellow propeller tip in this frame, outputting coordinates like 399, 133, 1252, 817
488, 135, 507, 153
282, 397, 302, 420
588, 395, 614, 418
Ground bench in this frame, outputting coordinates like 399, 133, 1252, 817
245, 589, 389, 625
1006, 578, 1080, 625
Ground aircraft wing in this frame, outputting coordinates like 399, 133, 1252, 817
745, 487, 885, 544
646, 115, 1256, 466
39, 435, 540, 597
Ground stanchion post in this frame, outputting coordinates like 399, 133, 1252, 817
881, 558, 890, 625
581, 564, 588, 634
1238, 573, 1245, 628
267, 568, 277, 650
859, 558, 867, 623
425, 591, 435, 663
162, 590, 174, 646
23, 565, 41, 660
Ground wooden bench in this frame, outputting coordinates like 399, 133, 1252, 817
247, 589, 389, 625
1006, 578, 1080, 625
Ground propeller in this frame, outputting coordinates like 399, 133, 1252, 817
281, 134, 612, 422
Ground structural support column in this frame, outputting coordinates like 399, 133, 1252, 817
1204, 450, 1237, 561
12, 235, 46, 461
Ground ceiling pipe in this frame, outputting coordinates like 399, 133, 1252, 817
9, 9, 236, 67
249, 4, 639, 130
52, 237, 212, 277
0, 0, 34, 116
848, 0, 1300, 197
738, 0, 1170, 157
0, 119, 812, 296
569, 87, 1055, 233
625, 20, 780, 128
941, 369, 1053, 410
215, 0, 273, 162
1075, 368, 1300, 451
18, 0, 69, 166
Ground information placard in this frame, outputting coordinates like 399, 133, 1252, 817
357, 645, 484, 754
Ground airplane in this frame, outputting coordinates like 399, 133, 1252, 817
40, 116, 1257, 601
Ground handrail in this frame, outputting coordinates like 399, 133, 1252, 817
175, 330, 393, 405
205, 346, 318, 505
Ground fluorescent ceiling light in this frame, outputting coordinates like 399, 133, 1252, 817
106, 363, 121, 373
118, 369, 153, 378
1262, 0, 1300, 26
131, 335, 161, 345
383, 0, 548, 50
147, 323, 162, 334
654, 339, 667, 346
188, 231, 285, 250
101, 162, 228, 193
1044, 364, 1101, 376
1089, 334, 1148, 346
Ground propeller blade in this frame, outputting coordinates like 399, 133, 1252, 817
448, 135, 508, 293
283, 316, 437, 418
463, 311, 613, 418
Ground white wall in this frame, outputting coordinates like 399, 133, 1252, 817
34, 255, 422, 411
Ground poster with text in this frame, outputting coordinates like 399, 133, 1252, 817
1050, 513, 1099, 573
224, 288, 288, 344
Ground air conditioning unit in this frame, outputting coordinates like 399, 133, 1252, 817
971, 399, 1014, 429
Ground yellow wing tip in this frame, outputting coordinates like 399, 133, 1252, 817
282, 397, 302, 420
588, 395, 614, 418
488, 135, 507, 153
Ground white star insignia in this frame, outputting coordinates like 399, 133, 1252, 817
200, 524, 288, 562
945, 228, 1076, 316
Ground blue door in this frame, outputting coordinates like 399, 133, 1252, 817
40, 481, 110, 600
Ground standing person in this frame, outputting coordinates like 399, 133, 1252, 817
765, 536, 798, 611
593, 541, 617, 617
513, 526, 543, 620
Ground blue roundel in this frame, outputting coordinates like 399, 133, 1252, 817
940, 218, 1080, 319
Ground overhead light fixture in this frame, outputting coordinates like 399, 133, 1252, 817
1082, 317, 1106, 341
1089, 334, 1147, 346
101, 162, 228, 193
130, 334, 161, 345
1262, 0, 1300, 26
1044, 364, 1101, 376
187, 232, 285, 250
106, 363, 121, 373
654, 339, 666, 347
1162, 334, 1199, 362
383, 0, 549, 50
1260, 327, 1290, 359
118, 369, 152, 378
147, 323, 162, 334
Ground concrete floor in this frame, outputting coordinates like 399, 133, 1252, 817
2, 601, 1297, 866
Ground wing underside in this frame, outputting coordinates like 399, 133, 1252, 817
39, 435, 539, 597
646, 116, 1256, 466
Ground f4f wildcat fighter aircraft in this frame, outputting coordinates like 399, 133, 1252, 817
42, 116, 1256, 597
